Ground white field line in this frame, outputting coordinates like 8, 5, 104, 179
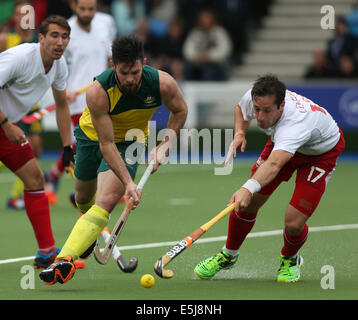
1, 223, 358, 265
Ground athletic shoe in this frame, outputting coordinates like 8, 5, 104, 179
34, 248, 60, 269
277, 254, 303, 283
7, 197, 25, 210
39, 256, 76, 285
194, 251, 238, 279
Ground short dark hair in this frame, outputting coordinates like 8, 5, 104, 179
111, 35, 144, 66
39, 15, 71, 36
251, 74, 286, 108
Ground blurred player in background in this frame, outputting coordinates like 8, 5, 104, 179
0, 15, 75, 268
44, 0, 117, 205
194, 74, 345, 283
40, 35, 188, 285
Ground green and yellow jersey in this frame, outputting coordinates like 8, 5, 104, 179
79, 65, 162, 144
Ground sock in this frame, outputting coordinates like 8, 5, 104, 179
10, 177, 24, 198
76, 193, 96, 214
281, 224, 308, 257
23, 189, 55, 250
58, 205, 109, 260
225, 210, 257, 251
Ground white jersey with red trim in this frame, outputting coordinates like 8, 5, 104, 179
65, 12, 116, 116
0, 43, 68, 123
239, 89, 340, 155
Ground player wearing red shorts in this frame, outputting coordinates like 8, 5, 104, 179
0, 15, 74, 268
194, 74, 345, 282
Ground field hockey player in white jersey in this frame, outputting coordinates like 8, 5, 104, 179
44, 0, 117, 204
194, 74, 345, 283
0, 15, 75, 269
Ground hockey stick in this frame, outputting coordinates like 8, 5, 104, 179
67, 166, 138, 272
21, 83, 91, 124
93, 161, 155, 265
101, 227, 138, 272
154, 203, 235, 279
21, 104, 56, 124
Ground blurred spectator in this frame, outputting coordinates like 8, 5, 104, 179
334, 55, 358, 78
177, 0, 214, 31
111, 0, 145, 36
326, 17, 355, 70
304, 51, 335, 79
135, 18, 158, 62
212, 0, 251, 62
182, 9, 233, 81
0, 0, 38, 53
346, 3, 358, 38
151, 18, 185, 80
147, 0, 177, 38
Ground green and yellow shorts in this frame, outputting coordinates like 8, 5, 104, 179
73, 126, 145, 181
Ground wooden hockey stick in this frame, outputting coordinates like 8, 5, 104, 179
93, 162, 155, 265
154, 203, 235, 279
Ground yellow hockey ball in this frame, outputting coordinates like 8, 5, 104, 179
140, 274, 155, 288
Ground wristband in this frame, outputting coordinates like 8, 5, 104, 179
0, 117, 8, 127
241, 179, 261, 195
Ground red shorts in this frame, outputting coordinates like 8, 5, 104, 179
71, 113, 81, 127
251, 130, 345, 216
0, 125, 35, 172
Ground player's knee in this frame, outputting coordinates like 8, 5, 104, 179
95, 191, 121, 213
284, 221, 305, 237
24, 168, 45, 190
75, 191, 94, 206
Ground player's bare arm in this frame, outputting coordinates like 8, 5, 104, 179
148, 71, 188, 171
86, 80, 139, 204
225, 105, 251, 165
230, 149, 293, 211
52, 87, 73, 148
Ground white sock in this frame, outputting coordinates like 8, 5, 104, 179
223, 246, 238, 257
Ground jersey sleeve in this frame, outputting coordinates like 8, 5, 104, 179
239, 89, 255, 121
272, 123, 312, 154
52, 57, 69, 91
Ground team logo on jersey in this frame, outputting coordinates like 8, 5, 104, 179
143, 96, 157, 106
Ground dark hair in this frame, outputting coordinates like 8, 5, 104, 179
39, 15, 71, 36
251, 74, 286, 108
111, 35, 144, 66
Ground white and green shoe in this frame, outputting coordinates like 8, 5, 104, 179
194, 251, 238, 279
277, 254, 303, 283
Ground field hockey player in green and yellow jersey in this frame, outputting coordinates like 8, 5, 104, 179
40, 35, 188, 285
